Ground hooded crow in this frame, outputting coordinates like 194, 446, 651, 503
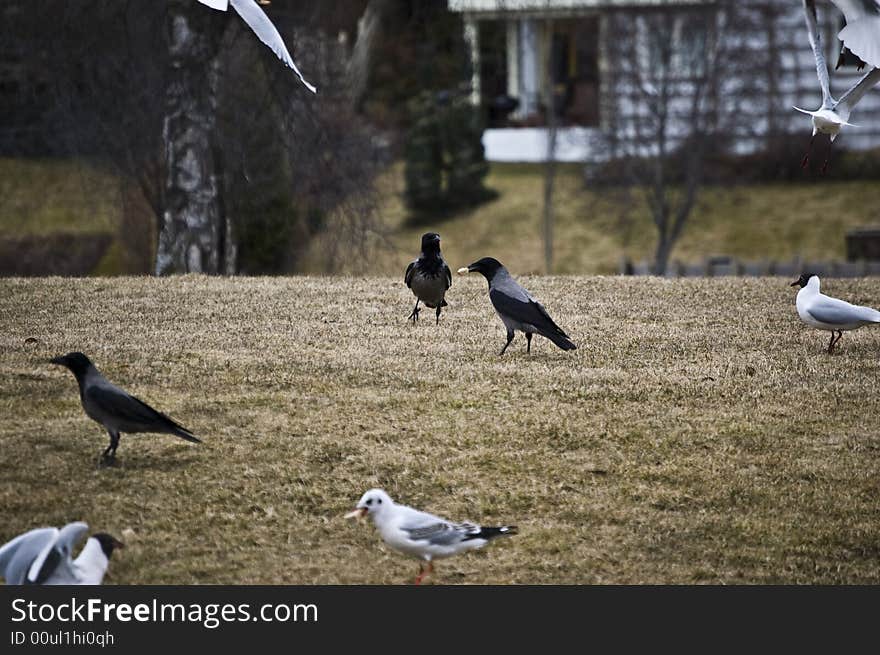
404, 232, 452, 324
791, 273, 880, 352
458, 257, 576, 355
50, 352, 200, 463
0, 522, 123, 585
344, 488, 517, 585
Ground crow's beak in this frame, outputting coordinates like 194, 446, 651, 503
790, 280, 800, 288
457, 266, 470, 276
344, 508, 367, 521
113, 539, 126, 549
49, 356, 66, 366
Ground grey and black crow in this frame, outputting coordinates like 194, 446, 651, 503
50, 352, 200, 463
404, 232, 452, 324
0, 521, 123, 585
459, 257, 576, 355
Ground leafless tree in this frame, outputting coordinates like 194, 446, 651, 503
4, 0, 385, 275
597, 3, 764, 274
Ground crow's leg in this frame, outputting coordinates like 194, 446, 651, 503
436, 305, 442, 325
526, 332, 533, 353
414, 561, 433, 585
408, 299, 420, 324
499, 330, 515, 356
101, 430, 120, 464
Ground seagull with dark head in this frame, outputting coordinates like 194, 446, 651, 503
345, 488, 517, 585
791, 273, 880, 352
458, 257, 576, 355
404, 232, 452, 325
0, 522, 124, 585
50, 352, 200, 464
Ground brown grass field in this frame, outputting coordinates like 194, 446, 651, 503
1, 275, 879, 584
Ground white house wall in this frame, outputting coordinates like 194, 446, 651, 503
452, 0, 880, 161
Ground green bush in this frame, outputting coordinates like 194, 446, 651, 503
404, 89, 493, 215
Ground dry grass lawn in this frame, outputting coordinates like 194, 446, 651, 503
1, 275, 879, 584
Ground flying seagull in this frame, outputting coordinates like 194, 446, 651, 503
791, 273, 880, 352
197, 0, 317, 93
50, 352, 200, 463
404, 232, 452, 325
345, 489, 517, 585
458, 257, 576, 355
0, 522, 123, 585
829, 0, 880, 71
797, 0, 880, 171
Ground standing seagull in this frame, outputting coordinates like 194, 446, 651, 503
197, 0, 317, 93
0, 522, 123, 585
797, 0, 880, 170
829, 0, 880, 71
345, 489, 517, 585
458, 257, 576, 355
50, 352, 200, 463
404, 232, 452, 325
791, 273, 880, 352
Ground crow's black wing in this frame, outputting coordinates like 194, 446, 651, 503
85, 384, 199, 442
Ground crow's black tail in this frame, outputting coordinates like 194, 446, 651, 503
543, 329, 577, 351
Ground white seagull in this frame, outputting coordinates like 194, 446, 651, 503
830, 0, 880, 70
0, 522, 124, 585
345, 489, 517, 584
197, 0, 316, 93
796, 0, 880, 170
791, 273, 880, 352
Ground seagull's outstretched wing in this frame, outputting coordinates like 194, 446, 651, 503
27, 522, 88, 584
803, 0, 835, 108
0, 528, 58, 584
832, 0, 880, 69
836, 66, 880, 120
229, 0, 317, 93
197, 0, 229, 10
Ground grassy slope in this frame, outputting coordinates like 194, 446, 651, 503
0, 158, 120, 238
355, 164, 880, 276
1, 276, 879, 584
4, 158, 880, 276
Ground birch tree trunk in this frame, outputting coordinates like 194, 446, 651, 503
156, 0, 234, 275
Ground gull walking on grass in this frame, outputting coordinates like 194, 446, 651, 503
345, 489, 517, 584
791, 273, 880, 352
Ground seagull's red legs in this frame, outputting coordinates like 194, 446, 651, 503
414, 561, 433, 585
802, 134, 816, 169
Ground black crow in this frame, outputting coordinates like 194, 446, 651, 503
459, 257, 576, 355
405, 232, 452, 324
50, 352, 200, 463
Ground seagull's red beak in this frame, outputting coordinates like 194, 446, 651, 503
344, 507, 367, 521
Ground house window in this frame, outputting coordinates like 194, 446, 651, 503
549, 17, 600, 127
